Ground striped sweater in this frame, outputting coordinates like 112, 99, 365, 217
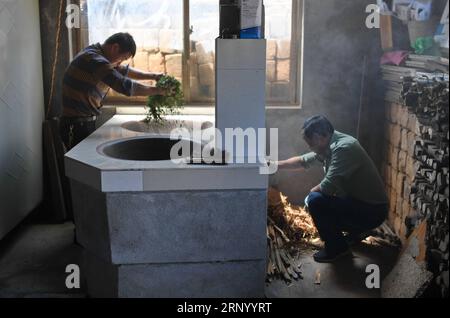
62, 43, 133, 117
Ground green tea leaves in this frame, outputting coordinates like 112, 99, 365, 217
146, 75, 184, 123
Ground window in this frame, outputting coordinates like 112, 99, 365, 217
76, 0, 302, 105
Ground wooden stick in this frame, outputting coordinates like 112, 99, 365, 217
268, 217, 290, 243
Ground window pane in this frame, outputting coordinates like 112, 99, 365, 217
189, 0, 219, 103
80, 0, 295, 105
83, 0, 183, 100
189, 0, 293, 104
265, 0, 292, 103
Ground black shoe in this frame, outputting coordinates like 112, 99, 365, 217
313, 246, 352, 263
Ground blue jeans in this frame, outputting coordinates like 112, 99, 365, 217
305, 192, 388, 252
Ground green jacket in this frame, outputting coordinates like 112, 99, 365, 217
301, 131, 388, 204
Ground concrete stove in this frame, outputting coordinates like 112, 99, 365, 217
65, 115, 268, 298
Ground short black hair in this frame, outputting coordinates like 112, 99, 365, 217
104, 33, 137, 57
302, 115, 335, 139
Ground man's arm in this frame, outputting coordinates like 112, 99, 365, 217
95, 62, 168, 97
132, 82, 171, 97
277, 156, 307, 171
126, 67, 164, 81
278, 152, 320, 171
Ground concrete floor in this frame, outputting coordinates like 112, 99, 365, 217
0, 222, 399, 298
0, 222, 85, 298
266, 243, 399, 298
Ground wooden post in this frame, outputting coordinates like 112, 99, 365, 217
380, 14, 394, 51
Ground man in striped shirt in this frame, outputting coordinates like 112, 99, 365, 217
60, 32, 172, 149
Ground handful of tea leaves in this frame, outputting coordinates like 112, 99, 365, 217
145, 75, 184, 123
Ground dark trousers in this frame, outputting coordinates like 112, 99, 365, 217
305, 192, 388, 252
59, 119, 96, 151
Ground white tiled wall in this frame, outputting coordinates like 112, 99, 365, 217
0, 0, 44, 239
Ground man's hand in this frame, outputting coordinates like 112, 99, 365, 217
151, 73, 165, 81
158, 86, 176, 96
132, 83, 172, 97
310, 184, 322, 193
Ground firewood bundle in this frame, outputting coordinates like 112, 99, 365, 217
402, 78, 449, 298
266, 221, 304, 283
268, 188, 318, 241
266, 188, 318, 283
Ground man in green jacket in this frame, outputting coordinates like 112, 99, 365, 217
278, 116, 388, 263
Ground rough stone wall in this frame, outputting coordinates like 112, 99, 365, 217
383, 92, 449, 297
126, 38, 294, 103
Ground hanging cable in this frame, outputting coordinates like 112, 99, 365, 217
46, 0, 65, 119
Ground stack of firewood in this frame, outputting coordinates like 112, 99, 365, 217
266, 188, 318, 283
366, 222, 402, 248
266, 222, 304, 282
402, 77, 449, 298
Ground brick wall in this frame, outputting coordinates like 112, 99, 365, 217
383, 102, 421, 243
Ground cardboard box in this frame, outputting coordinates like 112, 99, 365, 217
240, 0, 263, 39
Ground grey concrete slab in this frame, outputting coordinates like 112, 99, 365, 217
83, 251, 266, 298
82, 250, 117, 298
71, 180, 112, 263
72, 180, 268, 265
106, 190, 268, 265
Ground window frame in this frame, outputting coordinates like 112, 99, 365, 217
70, 0, 303, 107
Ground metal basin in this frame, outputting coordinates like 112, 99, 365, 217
97, 137, 197, 161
